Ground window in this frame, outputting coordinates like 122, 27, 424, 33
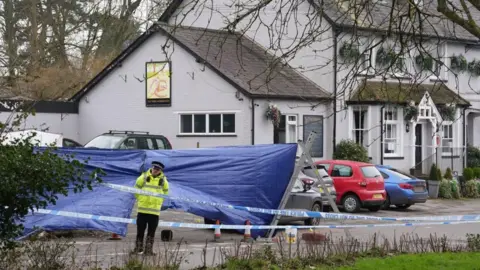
63, 138, 81, 147
317, 163, 331, 171
384, 107, 401, 156
380, 172, 389, 179
155, 138, 166, 149
361, 48, 372, 71
442, 124, 454, 155
431, 43, 446, 80
274, 114, 298, 144
84, 135, 124, 149
331, 165, 353, 177
119, 138, 137, 149
179, 113, 236, 135
386, 169, 414, 179
360, 166, 381, 178
352, 106, 368, 150
303, 115, 324, 157
137, 137, 155, 150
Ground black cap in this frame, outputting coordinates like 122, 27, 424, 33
151, 161, 165, 170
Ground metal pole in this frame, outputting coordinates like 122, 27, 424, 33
266, 131, 317, 239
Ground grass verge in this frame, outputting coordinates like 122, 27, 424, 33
333, 252, 480, 270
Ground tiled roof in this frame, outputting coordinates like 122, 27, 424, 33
348, 80, 470, 106
314, 0, 480, 42
160, 24, 331, 100
72, 24, 331, 101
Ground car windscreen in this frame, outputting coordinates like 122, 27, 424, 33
84, 135, 124, 149
360, 166, 382, 178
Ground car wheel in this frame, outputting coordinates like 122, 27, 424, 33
304, 203, 322, 226
342, 194, 361, 213
367, 206, 382, 212
395, 204, 412, 209
382, 195, 391, 210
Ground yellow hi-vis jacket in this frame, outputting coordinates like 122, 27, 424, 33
134, 169, 169, 216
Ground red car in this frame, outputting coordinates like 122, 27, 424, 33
313, 160, 386, 213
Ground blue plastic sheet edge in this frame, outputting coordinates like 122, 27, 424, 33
19, 144, 298, 239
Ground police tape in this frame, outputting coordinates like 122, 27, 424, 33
32, 208, 480, 230
102, 183, 480, 223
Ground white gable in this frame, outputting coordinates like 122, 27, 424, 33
416, 91, 442, 123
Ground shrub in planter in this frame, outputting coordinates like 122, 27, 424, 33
451, 180, 461, 199
464, 167, 475, 181
439, 180, 453, 199
429, 164, 439, 180
465, 180, 480, 198
333, 140, 369, 163
477, 181, 480, 195
444, 167, 453, 180
437, 168, 443, 180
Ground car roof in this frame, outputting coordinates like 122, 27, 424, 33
100, 132, 166, 137
315, 159, 373, 167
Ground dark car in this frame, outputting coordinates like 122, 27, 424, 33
84, 130, 172, 150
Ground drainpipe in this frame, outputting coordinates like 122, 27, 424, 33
380, 105, 385, 165
251, 98, 255, 145
463, 107, 467, 168
332, 28, 339, 154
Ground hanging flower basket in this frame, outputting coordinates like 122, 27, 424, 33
266, 104, 281, 127
439, 103, 456, 121
404, 100, 418, 121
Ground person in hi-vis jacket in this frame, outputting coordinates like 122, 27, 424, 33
132, 161, 169, 255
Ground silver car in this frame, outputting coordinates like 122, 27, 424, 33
203, 165, 336, 226
279, 165, 336, 225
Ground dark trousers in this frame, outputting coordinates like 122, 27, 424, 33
135, 213, 159, 252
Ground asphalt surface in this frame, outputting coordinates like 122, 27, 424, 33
58, 199, 480, 269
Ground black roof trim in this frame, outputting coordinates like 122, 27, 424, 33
158, 0, 184, 22
0, 100, 78, 113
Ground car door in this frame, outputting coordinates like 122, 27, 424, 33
329, 163, 355, 204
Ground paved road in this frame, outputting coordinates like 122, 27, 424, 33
61, 199, 480, 269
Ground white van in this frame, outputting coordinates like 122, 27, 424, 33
1, 130, 82, 147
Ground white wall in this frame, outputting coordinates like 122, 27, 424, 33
253, 99, 331, 159
77, 32, 252, 149
0, 112, 79, 141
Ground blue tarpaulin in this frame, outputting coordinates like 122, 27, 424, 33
20, 144, 297, 239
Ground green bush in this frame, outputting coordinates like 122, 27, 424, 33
465, 180, 479, 198
437, 168, 443, 180
439, 180, 453, 199
464, 168, 475, 181
429, 164, 439, 180
444, 168, 453, 180
473, 167, 480, 179
0, 112, 104, 249
333, 139, 369, 163
451, 180, 461, 199
467, 145, 480, 168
